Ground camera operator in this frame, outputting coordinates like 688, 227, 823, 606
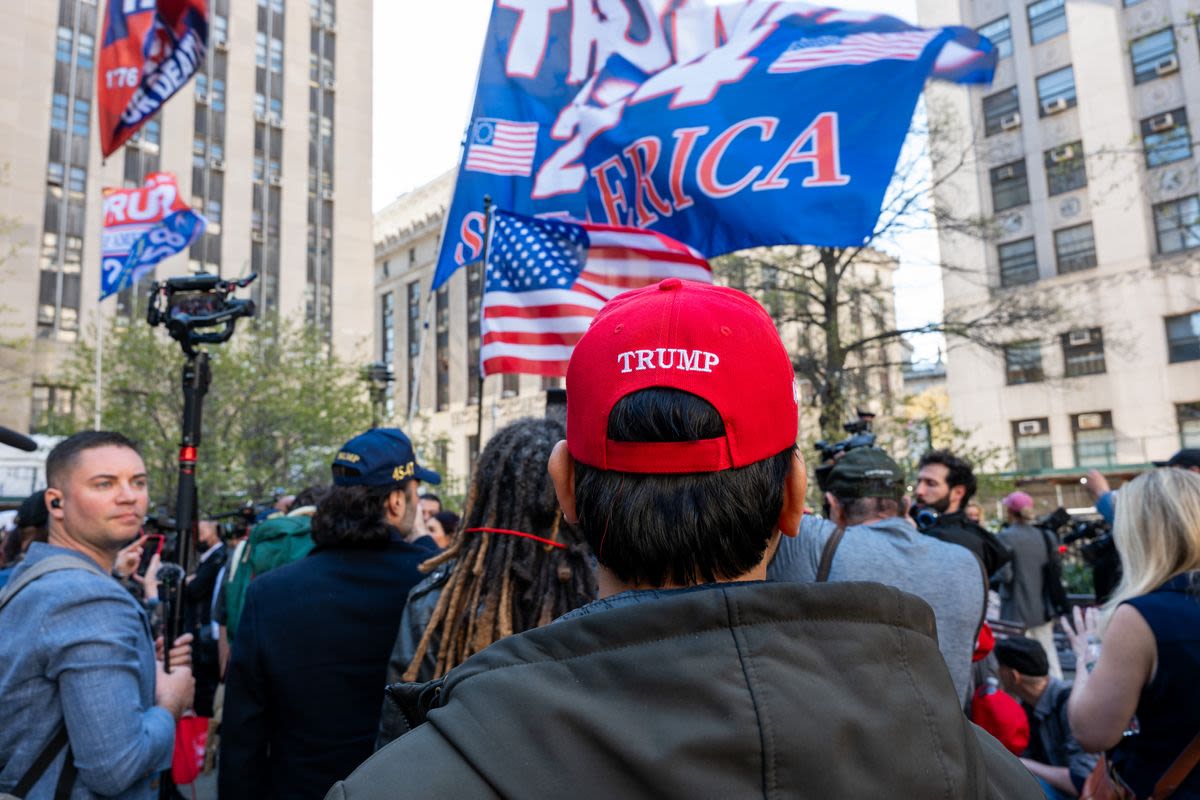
994, 492, 1063, 679
0, 432, 194, 799
914, 450, 1012, 578
770, 447, 986, 706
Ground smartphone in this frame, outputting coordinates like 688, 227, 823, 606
137, 534, 165, 577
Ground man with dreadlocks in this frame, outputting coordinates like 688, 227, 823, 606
376, 417, 595, 746
328, 280, 1039, 799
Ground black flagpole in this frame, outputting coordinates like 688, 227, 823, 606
475, 196, 493, 455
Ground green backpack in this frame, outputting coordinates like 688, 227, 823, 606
224, 514, 315, 641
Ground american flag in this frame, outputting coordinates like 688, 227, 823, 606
481, 210, 712, 377
464, 118, 539, 177
768, 30, 940, 75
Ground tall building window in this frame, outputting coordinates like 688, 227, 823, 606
436, 285, 450, 412
1036, 66, 1076, 115
190, 3, 228, 277
1073, 412, 1116, 467
998, 238, 1038, 287
406, 281, 421, 413
1012, 418, 1053, 472
306, 0, 336, 338
541, 376, 562, 390
990, 160, 1029, 211
1061, 328, 1106, 377
1166, 311, 1200, 363
1131, 29, 1176, 85
501, 373, 520, 397
1179, 402, 1200, 448
983, 87, 1020, 136
253, 0, 285, 313
1153, 195, 1200, 254
466, 263, 482, 405
1004, 341, 1044, 384
1054, 223, 1097, 274
1142, 108, 1191, 167
1044, 141, 1086, 196
30, 384, 77, 434
381, 291, 395, 417
978, 17, 1012, 59
40, 0, 96, 342
1027, 0, 1066, 44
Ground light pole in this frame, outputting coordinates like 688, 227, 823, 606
363, 360, 395, 428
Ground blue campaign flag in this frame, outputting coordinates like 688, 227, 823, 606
100, 173, 206, 301
432, 2, 996, 291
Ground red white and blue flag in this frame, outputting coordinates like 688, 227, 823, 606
433, 2, 998, 292
101, 173, 206, 300
98, 0, 208, 158
465, 118, 540, 177
482, 210, 711, 377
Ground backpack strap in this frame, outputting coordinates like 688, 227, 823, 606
8, 724, 69, 798
1152, 729, 1200, 800
0, 554, 108, 615
816, 526, 847, 583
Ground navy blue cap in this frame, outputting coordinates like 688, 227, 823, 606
331, 428, 441, 488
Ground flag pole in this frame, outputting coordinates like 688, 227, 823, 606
475, 196, 493, 450
94, 302, 103, 429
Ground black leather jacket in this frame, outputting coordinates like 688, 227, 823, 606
924, 510, 1012, 578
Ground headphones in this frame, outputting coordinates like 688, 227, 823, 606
50, 498, 61, 509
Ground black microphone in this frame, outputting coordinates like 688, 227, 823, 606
0, 426, 38, 452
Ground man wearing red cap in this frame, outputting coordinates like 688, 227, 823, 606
996, 491, 1062, 679
327, 280, 1038, 799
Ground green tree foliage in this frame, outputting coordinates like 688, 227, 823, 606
54, 313, 372, 512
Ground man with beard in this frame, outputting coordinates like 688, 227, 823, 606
914, 450, 1011, 578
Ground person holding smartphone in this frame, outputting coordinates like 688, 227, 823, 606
0, 432, 195, 799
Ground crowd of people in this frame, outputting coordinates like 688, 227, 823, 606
0, 280, 1197, 799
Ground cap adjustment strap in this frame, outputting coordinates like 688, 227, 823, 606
603, 436, 734, 474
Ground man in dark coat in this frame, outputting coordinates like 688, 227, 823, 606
220, 428, 439, 800
915, 449, 1012, 577
327, 281, 1039, 799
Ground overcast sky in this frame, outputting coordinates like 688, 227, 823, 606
372, 0, 944, 361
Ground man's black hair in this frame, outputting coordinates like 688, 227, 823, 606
46, 431, 141, 489
918, 449, 977, 506
311, 480, 410, 547
292, 485, 328, 510
419, 492, 441, 506
573, 388, 793, 587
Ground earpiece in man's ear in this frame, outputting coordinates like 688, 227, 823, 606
50, 498, 61, 509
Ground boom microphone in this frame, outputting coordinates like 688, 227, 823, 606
0, 426, 37, 453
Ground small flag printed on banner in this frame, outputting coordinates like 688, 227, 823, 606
482, 210, 712, 377
768, 30, 941, 74
464, 119, 539, 177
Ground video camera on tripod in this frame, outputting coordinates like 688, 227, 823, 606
146, 272, 256, 670
814, 411, 878, 494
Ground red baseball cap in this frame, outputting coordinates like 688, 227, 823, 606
566, 278, 798, 473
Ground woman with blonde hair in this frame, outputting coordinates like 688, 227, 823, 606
1063, 467, 1200, 798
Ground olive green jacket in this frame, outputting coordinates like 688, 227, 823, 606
330, 580, 1040, 799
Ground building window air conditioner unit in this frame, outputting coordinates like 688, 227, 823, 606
254, 111, 269, 124
1018, 420, 1043, 436
1149, 112, 1175, 133
1155, 55, 1180, 77
1050, 144, 1076, 163
1000, 112, 1021, 131
1042, 96, 1070, 115
251, 231, 265, 243
214, 33, 228, 50
322, 79, 336, 91
995, 165, 1017, 180
269, 114, 284, 129
324, 23, 337, 34
209, 158, 225, 171
1077, 412, 1104, 430
196, 89, 208, 104
321, 189, 334, 201
1068, 329, 1094, 346
268, 175, 283, 186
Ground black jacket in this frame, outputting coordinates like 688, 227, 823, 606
926, 511, 1013, 578
329, 581, 1040, 800
220, 536, 436, 800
